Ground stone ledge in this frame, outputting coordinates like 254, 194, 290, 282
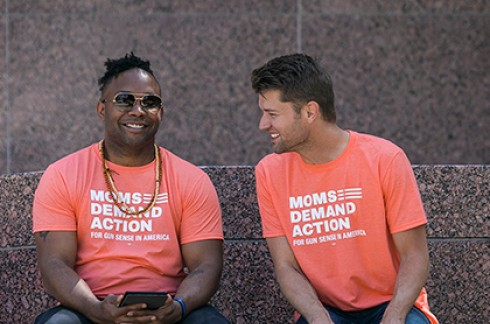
0, 166, 488, 323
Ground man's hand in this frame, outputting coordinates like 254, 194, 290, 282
379, 304, 406, 324
83, 294, 145, 323
115, 295, 182, 324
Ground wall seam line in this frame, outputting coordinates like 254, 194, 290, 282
5, 0, 11, 174
296, 0, 302, 53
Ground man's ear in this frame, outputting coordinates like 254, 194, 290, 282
96, 101, 105, 120
158, 106, 164, 121
304, 101, 320, 123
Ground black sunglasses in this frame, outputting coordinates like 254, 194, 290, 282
102, 92, 163, 112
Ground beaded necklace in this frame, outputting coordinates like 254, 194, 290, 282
98, 140, 162, 216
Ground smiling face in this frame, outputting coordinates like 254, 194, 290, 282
97, 68, 163, 151
258, 89, 310, 155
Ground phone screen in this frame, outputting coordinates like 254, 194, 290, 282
119, 291, 168, 310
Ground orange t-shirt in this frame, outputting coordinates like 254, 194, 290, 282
33, 144, 223, 298
256, 131, 437, 323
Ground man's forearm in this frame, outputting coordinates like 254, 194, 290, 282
276, 265, 332, 324
174, 264, 221, 314
384, 226, 430, 322
41, 258, 100, 315
383, 252, 429, 320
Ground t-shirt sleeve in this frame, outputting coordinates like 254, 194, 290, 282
382, 150, 427, 234
32, 165, 77, 233
255, 162, 285, 238
179, 173, 223, 244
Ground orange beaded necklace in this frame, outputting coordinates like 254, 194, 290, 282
98, 140, 162, 216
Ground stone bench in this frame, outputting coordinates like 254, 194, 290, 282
0, 166, 488, 323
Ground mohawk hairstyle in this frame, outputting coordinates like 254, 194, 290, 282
98, 52, 155, 92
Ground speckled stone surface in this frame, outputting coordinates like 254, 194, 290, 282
414, 166, 490, 238
213, 242, 294, 324
1, 166, 488, 323
0, 249, 57, 324
203, 167, 262, 239
0, 1, 488, 174
427, 240, 490, 322
3, 0, 296, 174
0, 13, 6, 174
0, 172, 41, 247
302, 8, 489, 165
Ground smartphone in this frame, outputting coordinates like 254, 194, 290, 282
119, 291, 168, 310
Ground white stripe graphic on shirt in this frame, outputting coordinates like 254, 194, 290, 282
336, 188, 362, 201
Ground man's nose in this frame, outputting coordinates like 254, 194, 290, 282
259, 114, 270, 131
128, 100, 145, 114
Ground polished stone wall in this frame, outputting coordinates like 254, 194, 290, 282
0, 0, 488, 174
1, 166, 488, 323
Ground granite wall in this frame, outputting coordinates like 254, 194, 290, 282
1, 166, 489, 323
0, 1, 488, 174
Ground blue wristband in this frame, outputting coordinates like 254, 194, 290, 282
174, 297, 186, 319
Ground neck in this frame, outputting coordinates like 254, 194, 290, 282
99, 139, 162, 216
101, 140, 156, 167
298, 124, 350, 165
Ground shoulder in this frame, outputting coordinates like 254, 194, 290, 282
43, 144, 97, 175
37, 144, 97, 197
351, 131, 406, 160
255, 153, 301, 185
159, 147, 209, 179
350, 132, 415, 181
257, 152, 297, 170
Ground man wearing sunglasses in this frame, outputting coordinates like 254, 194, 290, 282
32, 53, 229, 324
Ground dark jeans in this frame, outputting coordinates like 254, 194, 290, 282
296, 301, 430, 324
35, 304, 229, 324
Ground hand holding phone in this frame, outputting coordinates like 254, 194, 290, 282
119, 291, 168, 310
